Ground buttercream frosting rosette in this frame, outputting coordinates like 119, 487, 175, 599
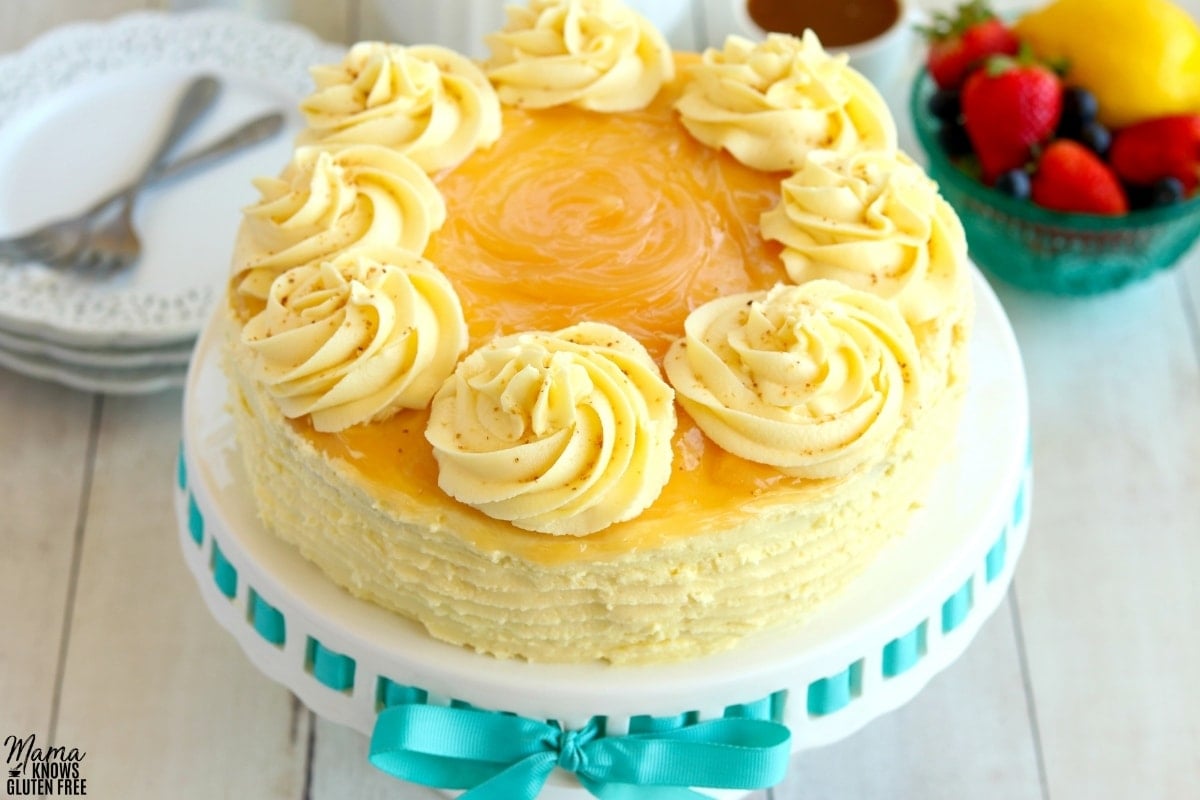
239, 244, 468, 433
425, 322, 676, 536
484, 0, 674, 111
664, 280, 922, 480
675, 31, 896, 172
234, 144, 446, 302
760, 149, 968, 324
298, 42, 502, 173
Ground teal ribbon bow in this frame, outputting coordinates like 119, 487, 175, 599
369, 703, 791, 799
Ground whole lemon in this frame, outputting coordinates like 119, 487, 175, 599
1014, 0, 1200, 127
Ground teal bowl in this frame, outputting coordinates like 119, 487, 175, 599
909, 69, 1200, 295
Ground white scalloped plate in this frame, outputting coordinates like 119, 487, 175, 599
0, 342, 186, 394
0, 324, 193, 369
0, 10, 346, 349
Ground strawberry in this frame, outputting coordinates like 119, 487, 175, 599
1108, 114, 1200, 194
1031, 140, 1129, 215
961, 56, 1062, 184
921, 0, 1021, 90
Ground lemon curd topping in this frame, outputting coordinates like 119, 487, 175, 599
426, 60, 789, 360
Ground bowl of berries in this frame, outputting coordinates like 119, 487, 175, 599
910, 0, 1200, 295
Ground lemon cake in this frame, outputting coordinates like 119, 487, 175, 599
222, 0, 972, 664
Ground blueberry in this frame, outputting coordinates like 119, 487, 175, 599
1149, 177, 1186, 208
1058, 87, 1100, 138
927, 89, 961, 123
1126, 177, 1187, 210
1078, 121, 1112, 157
994, 168, 1031, 200
937, 122, 974, 158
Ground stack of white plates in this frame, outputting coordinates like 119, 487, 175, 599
0, 10, 345, 393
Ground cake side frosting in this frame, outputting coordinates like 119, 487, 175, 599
225, 330, 965, 662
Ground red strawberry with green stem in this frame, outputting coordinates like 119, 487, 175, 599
921, 0, 1021, 91
961, 55, 1062, 184
1031, 140, 1129, 215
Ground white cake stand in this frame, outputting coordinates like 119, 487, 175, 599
175, 269, 1030, 798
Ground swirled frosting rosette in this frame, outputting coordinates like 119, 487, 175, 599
239, 244, 468, 433
760, 149, 967, 324
299, 42, 502, 173
425, 322, 676, 535
674, 31, 896, 172
663, 281, 922, 479
484, 0, 674, 112
234, 144, 446, 301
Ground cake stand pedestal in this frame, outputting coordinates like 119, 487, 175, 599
175, 270, 1030, 798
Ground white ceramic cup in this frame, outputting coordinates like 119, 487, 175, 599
727, 0, 915, 90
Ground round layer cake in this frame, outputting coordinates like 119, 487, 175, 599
222, 0, 972, 664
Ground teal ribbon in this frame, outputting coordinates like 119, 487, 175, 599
369, 703, 791, 799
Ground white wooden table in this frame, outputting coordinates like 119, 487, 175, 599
2, 1, 1198, 798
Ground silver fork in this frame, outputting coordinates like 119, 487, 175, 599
0, 109, 284, 270
60, 108, 286, 274
0, 74, 221, 271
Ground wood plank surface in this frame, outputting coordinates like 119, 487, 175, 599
309, 716, 444, 800
997, 269, 1200, 799
0, 0, 148, 758
781, 602, 1043, 800
1182, 249, 1200, 364
52, 392, 313, 798
0, 378, 95, 741
1, 1, 1198, 799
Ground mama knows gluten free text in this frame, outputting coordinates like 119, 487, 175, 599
4, 734, 87, 796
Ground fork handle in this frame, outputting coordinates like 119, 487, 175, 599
146, 112, 285, 185
134, 75, 221, 188
78, 75, 220, 218
76, 110, 285, 218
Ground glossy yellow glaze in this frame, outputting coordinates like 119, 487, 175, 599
427, 60, 788, 361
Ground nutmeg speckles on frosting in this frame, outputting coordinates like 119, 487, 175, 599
239, 244, 467, 432
485, 0, 674, 112
663, 280, 922, 479
234, 145, 446, 303
425, 322, 676, 535
674, 31, 897, 172
760, 149, 968, 324
299, 41, 502, 173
